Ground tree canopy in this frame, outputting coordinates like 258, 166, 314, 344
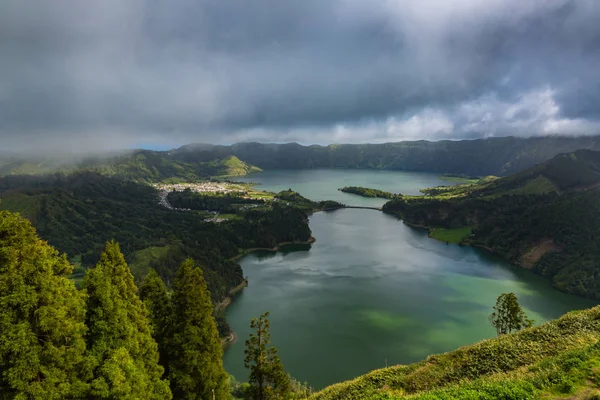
167, 259, 229, 399
0, 210, 88, 399
489, 293, 534, 336
244, 312, 291, 400
83, 241, 171, 399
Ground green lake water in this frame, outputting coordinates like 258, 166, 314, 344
238, 169, 451, 207
224, 170, 597, 389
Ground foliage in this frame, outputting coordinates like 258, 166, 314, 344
275, 190, 345, 212
428, 227, 472, 244
310, 306, 600, 399
168, 188, 264, 213
244, 312, 292, 400
83, 241, 171, 399
489, 293, 534, 335
0, 210, 88, 399
0, 172, 315, 308
339, 186, 397, 199
167, 259, 229, 399
138, 269, 173, 372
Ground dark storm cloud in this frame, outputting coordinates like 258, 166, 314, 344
0, 0, 599, 150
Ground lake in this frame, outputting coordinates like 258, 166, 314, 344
238, 169, 451, 207
224, 170, 597, 389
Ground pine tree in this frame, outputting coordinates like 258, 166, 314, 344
489, 292, 534, 335
0, 210, 88, 399
83, 241, 171, 399
139, 269, 172, 372
168, 259, 229, 400
244, 312, 291, 400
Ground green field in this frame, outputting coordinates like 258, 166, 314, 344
429, 227, 472, 243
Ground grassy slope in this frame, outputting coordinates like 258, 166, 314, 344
127, 246, 171, 280
213, 155, 262, 176
311, 306, 600, 399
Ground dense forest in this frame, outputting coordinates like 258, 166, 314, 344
382, 150, 600, 299
177, 135, 600, 176
0, 211, 308, 399
0, 172, 314, 304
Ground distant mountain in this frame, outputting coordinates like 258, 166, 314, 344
3, 135, 600, 181
383, 149, 600, 299
178, 135, 600, 176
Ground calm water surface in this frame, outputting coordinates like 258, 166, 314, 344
238, 169, 450, 207
224, 170, 596, 389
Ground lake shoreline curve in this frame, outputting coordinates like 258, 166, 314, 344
219, 236, 317, 348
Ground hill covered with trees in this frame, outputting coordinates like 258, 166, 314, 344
0, 172, 314, 306
0, 151, 261, 183
382, 149, 600, 299
3, 135, 600, 182
177, 135, 600, 176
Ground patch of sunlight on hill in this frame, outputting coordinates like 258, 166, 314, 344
128, 246, 171, 279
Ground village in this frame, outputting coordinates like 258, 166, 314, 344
153, 181, 247, 195
153, 181, 275, 222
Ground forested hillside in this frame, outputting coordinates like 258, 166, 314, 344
0, 172, 311, 303
0, 210, 238, 399
177, 135, 600, 176
3, 136, 600, 181
382, 150, 600, 299
0, 150, 261, 183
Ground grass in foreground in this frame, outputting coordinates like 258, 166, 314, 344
310, 306, 600, 399
429, 227, 472, 244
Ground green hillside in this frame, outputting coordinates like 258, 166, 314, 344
211, 155, 262, 176
219, 135, 600, 176
0, 150, 262, 183
311, 306, 600, 399
382, 150, 600, 299
0, 172, 310, 303
3, 136, 600, 180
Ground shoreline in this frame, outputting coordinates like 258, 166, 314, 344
228, 236, 316, 262
395, 215, 552, 283
219, 237, 316, 348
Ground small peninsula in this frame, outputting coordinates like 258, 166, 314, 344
339, 186, 398, 199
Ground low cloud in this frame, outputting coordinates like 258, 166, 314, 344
0, 0, 599, 151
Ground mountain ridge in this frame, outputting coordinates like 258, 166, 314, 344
3, 135, 600, 180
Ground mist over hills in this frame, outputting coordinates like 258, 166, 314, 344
3, 135, 600, 181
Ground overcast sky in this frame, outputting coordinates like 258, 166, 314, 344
1, 0, 599, 151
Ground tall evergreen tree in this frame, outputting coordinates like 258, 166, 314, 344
244, 312, 291, 400
0, 210, 88, 399
139, 269, 172, 372
489, 292, 534, 335
83, 241, 171, 399
168, 259, 229, 400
